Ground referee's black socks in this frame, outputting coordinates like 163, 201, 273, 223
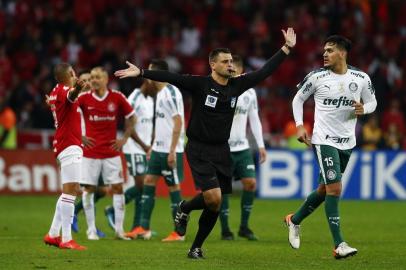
181, 193, 205, 214
191, 208, 219, 249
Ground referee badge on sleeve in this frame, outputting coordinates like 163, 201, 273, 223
205, 95, 218, 108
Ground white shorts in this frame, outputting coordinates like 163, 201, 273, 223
57, 145, 83, 184
81, 156, 124, 186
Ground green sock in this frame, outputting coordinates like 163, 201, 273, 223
219, 194, 231, 233
325, 194, 344, 247
133, 186, 143, 228
140, 185, 156, 230
240, 190, 254, 228
124, 186, 137, 204
292, 190, 325, 224
169, 190, 182, 230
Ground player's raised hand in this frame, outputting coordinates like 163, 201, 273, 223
297, 125, 311, 147
114, 61, 141, 79
352, 101, 364, 116
282, 27, 296, 48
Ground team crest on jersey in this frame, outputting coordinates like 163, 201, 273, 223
205, 95, 218, 108
231, 97, 237, 108
243, 96, 250, 105
326, 169, 337, 180
108, 102, 116, 112
349, 82, 358, 93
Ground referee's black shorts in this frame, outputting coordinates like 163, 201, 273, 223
185, 139, 233, 194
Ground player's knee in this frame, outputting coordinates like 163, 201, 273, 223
317, 185, 326, 195
242, 178, 256, 191
144, 175, 157, 186
204, 194, 221, 211
325, 182, 342, 196
111, 184, 123, 194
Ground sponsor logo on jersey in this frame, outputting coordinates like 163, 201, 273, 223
141, 118, 153, 123
108, 102, 116, 112
89, 115, 116, 121
247, 164, 255, 170
302, 82, 313, 94
234, 107, 248, 115
350, 71, 364, 79
326, 169, 337, 180
156, 112, 165, 118
322, 96, 355, 108
205, 95, 218, 108
231, 97, 237, 108
349, 82, 358, 92
155, 140, 164, 146
325, 135, 350, 144
243, 96, 250, 105
229, 140, 245, 147
316, 72, 330, 80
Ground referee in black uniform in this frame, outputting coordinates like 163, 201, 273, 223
115, 28, 296, 259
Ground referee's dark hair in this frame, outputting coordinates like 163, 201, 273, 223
209, 48, 231, 63
149, 59, 169, 71
324, 35, 352, 52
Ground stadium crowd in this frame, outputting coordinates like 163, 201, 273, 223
0, 0, 404, 149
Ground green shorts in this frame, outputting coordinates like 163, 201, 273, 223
313, 144, 352, 185
146, 151, 184, 186
231, 149, 256, 180
125, 153, 148, 176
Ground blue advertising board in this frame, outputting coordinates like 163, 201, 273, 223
258, 150, 406, 200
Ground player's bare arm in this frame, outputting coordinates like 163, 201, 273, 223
167, 114, 182, 169
129, 116, 151, 152
352, 101, 364, 116
297, 125, 311, 146
110, 115, 135, 151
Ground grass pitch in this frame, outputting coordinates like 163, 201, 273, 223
0, 196, 405, 270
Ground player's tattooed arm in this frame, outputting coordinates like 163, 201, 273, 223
68, 79, 84, 101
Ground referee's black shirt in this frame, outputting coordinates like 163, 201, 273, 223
143, 49, 288, 144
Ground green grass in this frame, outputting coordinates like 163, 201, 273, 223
0, 196, 405, 270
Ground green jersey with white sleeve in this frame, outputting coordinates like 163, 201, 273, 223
292, 66, 377, 150
228, 88, 265, 152
153, 84, 185, 153
123, 88, 154, 155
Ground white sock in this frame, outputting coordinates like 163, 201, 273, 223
60, 193, 76, 243
82, 191, 96, 233
48, 196, 62, 237
113, 194, 125, 234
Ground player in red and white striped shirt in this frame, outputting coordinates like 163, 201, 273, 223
77, 67, 135, 240
44, 63, 86, 250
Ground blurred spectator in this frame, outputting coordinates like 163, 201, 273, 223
361, 115, 382, 151
383, 123, 402, 150
381, 100, 405, 134
0, 95, 17, 149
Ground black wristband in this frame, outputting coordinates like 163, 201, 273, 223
284, 43, 293, 50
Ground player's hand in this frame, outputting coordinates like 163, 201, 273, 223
82, 136, 96, 148
110, 138, 127, 151
352, 101, 364, 116
114, 61, 141, 79
258, 147, 267, 164
282, 27, 296, 48
297, 125, 311, 146
74, 79, 85, 92
167, 151, 176, 169
146, 148, 152, 161
45, 95, 51, 106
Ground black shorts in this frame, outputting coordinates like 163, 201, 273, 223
185, 140, 233, 194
